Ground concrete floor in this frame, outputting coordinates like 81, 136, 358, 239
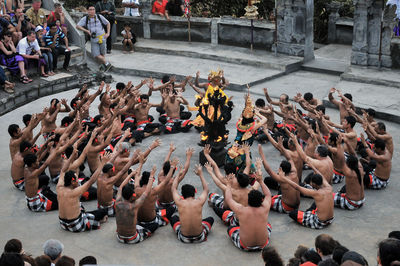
0, 73, 399, 265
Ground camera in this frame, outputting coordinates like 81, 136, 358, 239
24, 14, 30, 22
91, 32, 97, 39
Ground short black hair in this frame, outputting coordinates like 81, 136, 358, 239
367, 108, 376, 117
123, 23, 131, 28
0, 253, 24, 266
224, 162, 236, 175
248, 190, 264, 207
311, 174, 323, 186
236, 172, 250, 188
318, 258, 339, 266
281, 93, 289, 103
304, 92, 313, 101
345, 116, 356, 128
181, 184, 195, 199
140, 94, 149, 101
26, 30, 35, 36
316, 145, 329, 157
388, 231, 400, 240
8, 124, 19, 137
377, 122, 386, 131
92, 115, 103, 126
315, 234, 337, 256
301, 249, 321, 265
4, 238, 22, 253
55, 256, 75, 266
87, 4, 95, 9
343, 93, 352, 102
48, 22, 57, 28
261, 246, 284, 266
102, 163, 114, 173
70, 98, 79, 109
163, 161, 171, 175
24, 153, 37, 167
378, 238, 400, 266
122, 184, 135, 201
328, 132, 339, 146
19, 141, 32, 153
64, 170, 76, 187
374, 138, 386, 151
316, 105, 325, 114
99, 92, 106, 101
116, 82, 125, 91
50, 98, 59, 106
255, 98, 266, 108
22, 114, 32, 126
61, 116, 73, 127
162, 75, 170, 84
280, 160, 291, 174
332, 245, 349, 265
79, 256, 97, 266
139, 171, 150, 187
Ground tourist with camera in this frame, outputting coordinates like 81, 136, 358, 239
95, 0, 115, 54
76, 4, 112, 72
11, 8, 32, 43
16, 30, 47, 81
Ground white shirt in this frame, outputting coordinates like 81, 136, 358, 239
16, 37, 41, 55
122, 0, 140, 16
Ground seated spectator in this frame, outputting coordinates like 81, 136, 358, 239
3, 238, 23, 254
47, 3, 68, 36
121, 23, 136, 53
10, 8, 32, 43
35, 255, 52, 266
4, 0, 24, 13
16, 30, 47, 79
0, 16, 16, 37
0, 65, 15, 93
0, 253, 24, 266
43, 22, 71, 72
122, 0, 140, 17
165, 0, 184, 21
55, 255, 75, 266
318, 259, 339, 266
43, 239, 64, 265
315, 234, 339, 261
35, 25, 55, 75
388, 231, 400, 240
0, 30, 31, 83
152, 0, 168, 17
79, 255, 97, 266
262, 246, 284, 266
26, 0, 47, 29
377, 238, 400, 266
301, 249, 322, 265
341, 251, 368, 266
332, 245, 349, 265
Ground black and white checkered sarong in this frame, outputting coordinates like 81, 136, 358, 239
366, 171, 389, 189
333, 193, 365, 210
117, 225, 151, 244
59, 211, 101, 232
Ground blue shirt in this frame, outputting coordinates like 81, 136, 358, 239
44, 28, 66, 48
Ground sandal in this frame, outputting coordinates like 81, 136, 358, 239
41, 73, 49, 77
20, 76, 31, 84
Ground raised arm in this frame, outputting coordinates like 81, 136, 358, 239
135, 166, 156, 208
328, 88, 340, 107
204, 162, 226, 191
193, 164, 209, 204
203, 144, 224, 180
224, 174, 243, 213
263, 88, 280, 106
242, 143, 252, 175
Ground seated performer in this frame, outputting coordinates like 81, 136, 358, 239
57, 149, 108, 232
333, 136, 365, 210
166, 164, 214, 243
225, 159, 272, 251
115, 167, 157, 244
361, 136, 392, 189
283, 161, 334, 229
258, 144, 300, 214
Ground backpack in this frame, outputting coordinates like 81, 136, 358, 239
83, 14, 108, 42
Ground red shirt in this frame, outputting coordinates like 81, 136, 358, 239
152, 0, 168, 15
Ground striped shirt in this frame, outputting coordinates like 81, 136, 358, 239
43, 28, 65, 48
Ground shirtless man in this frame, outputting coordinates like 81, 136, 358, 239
115, 167, 156, 244
326, 132, 346, 184
166, 164, 214, 243
361, 136, 392, 189
225, 159, 272, 251
333, 135, 365, 210
8, 113, 43, 160
98, 84, 119, 119
283, 162, 334, 229
135, 158, 177, 229
41, 98, 70, 140
323, 115, 358, 157
365, 122, 393, 157
328, 88, 354, 123
288, 131, 334, 184
11, 141, 49, 191
57, 150, 108, 232
97, 147, 140, 217
21, 113, 44, 147
159, 90, 192, 134
259, 145, 300, 214
23, 151, 59, 212
263, 88, 292, 113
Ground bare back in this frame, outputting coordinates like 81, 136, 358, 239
136, 186, 157, 222
176, 198, 204, 237
11, 152, 25, 182
57, 187, 82, 219
235, 205, 270, 247
115, 201, 138, 237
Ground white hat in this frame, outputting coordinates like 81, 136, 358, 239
35, 25, 44, 32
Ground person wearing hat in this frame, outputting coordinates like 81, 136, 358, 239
43, 239, 63, 265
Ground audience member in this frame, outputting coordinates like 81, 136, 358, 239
79, 255, 97, 266
35, 255, 52, 266
152, 0, 168, 17
43, 239, 64, 265
261, 246, 284, 266
95, 0, 115, 54
122, 0, 140, 17
121, 23, 136, 53
43, 22, 71, 72
165, 0, 184, 21
55, 255, 75, 266
35, 25, 55, 75
377, 238, 400, 266
46, 3, 68, 36
10, 7, 32, 42
26, 0, 47, 29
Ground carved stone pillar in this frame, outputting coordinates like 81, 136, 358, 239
141, 0, 152, 39
275, 0, 314, 61
351, 0, 372, 66
327, 2, 342, 43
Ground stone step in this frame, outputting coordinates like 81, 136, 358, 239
301, 58, 350, 75
112, 38, 303, 73
88, 44, 289, 91
341, 65, 400, 89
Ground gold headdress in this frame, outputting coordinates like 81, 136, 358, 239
242, 85, 254, 119
208, 69, 223, 81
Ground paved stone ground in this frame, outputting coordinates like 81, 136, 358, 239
0, 70, 399, 265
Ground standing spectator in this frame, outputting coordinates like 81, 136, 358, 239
26, 0, 47, 29
16, 30, 47, 78
122, 0, 140, 17
0, 31, 31, 83
95, 0, 115, 54
43, 22, 71, 72
165, 0, 184, 21
47, 3, 68, 36
35, 25, 54, 75
121, 23, 136, 53
152, 0, 168, 17
11, 8, 32, 42
43, 239, 64, 265
76, 4, 112, 72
